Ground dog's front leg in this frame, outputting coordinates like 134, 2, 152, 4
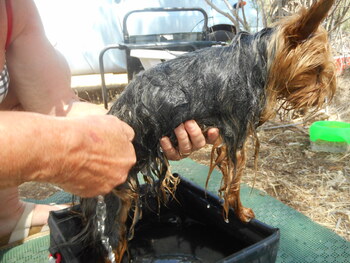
214, 141, 255, 223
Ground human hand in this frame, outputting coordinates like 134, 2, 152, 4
160, 120, 219, 160
51, 115, 136, 197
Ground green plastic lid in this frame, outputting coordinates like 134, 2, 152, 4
309, 121, 350, 143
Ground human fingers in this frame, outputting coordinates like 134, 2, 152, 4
160, 136, 181, 160
184, 120, 206, 151
117, 118, 135, 141
175, 123, 193, 158
206, 127, 220, 144
99, 117, 136, 185
160, 120, 210, 161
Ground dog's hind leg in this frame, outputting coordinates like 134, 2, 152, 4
111, 185, 139, 263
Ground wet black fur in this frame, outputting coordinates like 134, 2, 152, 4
79, 28, 274, 260
112, 28, 272, 170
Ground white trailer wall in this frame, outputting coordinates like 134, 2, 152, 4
34, 0, 257, 75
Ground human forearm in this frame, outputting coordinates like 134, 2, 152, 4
0, 111, 76, 187
0, 111, 136, 196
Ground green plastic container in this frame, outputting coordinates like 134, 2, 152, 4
309, 121, 350, 153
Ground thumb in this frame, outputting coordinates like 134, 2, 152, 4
120, 121, 135, 141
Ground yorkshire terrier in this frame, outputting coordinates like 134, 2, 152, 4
78, 0, 336, 262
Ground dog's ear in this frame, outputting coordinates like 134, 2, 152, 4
291, 0, 334, 42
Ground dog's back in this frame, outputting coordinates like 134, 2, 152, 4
109, 29, 272, 168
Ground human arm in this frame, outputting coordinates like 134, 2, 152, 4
0, 111, 136, 197
1, 0, 138, 197
4, 0, 76, 115
3, 0, 217, 192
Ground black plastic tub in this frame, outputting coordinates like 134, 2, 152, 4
48, 176, 280, 263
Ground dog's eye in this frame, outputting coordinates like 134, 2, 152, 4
316, 66, 323, 83
317, 65, 324, 73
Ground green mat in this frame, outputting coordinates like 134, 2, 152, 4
1, 159, 349, 263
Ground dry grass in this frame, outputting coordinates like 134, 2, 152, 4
192, 126, 350, 241
246, 126, 349, 241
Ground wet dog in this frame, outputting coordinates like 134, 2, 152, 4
78, 0, 336, 261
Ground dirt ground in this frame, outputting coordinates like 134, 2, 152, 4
19, 70, 350, 242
